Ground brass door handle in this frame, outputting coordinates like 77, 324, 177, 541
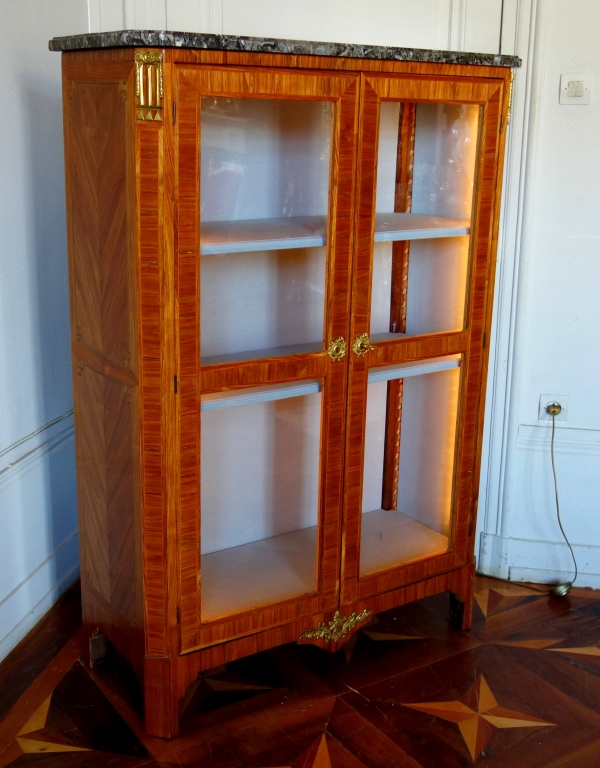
352, 333, 375, 357
327, 337, 347, 362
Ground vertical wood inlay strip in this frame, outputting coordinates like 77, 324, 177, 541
138, 120, 167, 658
382, 102, 416, 511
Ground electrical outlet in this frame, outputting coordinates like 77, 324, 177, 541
538, 394, 568, 423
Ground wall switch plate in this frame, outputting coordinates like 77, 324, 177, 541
559, 73, 593, 104
538, 394, 569, 423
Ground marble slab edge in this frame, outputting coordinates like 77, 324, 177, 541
48, 30, 521, 68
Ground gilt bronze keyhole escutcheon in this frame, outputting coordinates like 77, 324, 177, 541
327, 337, 347, 361
352, 333, 375, 357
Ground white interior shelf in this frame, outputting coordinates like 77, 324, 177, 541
200, 216, 326, 255
360, 509, 449, 577
201, 509, 450, 622
373, 213, 470, 242
201, 379, 321, 411
367, 355, 461, 384
201, 526, 317, 621
200, 213, 470, 255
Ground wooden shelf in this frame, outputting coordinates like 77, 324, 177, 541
201, 341, 322, 367
360, 509, 449, 577
200, 213, 470, 255
201, 379, 321, 411
201, 527, 317, 621
367, 355, 461, 384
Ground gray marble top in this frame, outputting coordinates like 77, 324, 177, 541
49, 30, 520, 68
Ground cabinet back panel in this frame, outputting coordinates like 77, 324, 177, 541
370, 101, 479, 338
201, 247, 326, 360
200, 97, 332, 222
68, 81, 131, 367
200, 392, 322, 554
362, 367, 460, 535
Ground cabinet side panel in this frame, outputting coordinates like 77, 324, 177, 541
77, 366, 137, 622
77, 366, 109, 600
64, 60, 142, 675
69, 81, 131, 367
104, 374, 137, 620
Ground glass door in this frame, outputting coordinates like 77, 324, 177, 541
341, 73, 505, 606
176, 66, 359, 651
199, 96, 331, 365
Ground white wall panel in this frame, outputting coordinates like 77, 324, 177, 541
478, 0, 600, 588
0, 0, 85, 453
0, 414, 78, 659
92, 0, 125, 30
221, 0, 453, 49
97, 0, 458, 47
507, 0, 600, 568
94, 0, 507, 55
166, 0, 219, 32
122, 0, 167, 29
0, 0, 85, 661
464, 0, 502, 53
166, 0, 202, 31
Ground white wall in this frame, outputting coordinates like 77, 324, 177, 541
479, 0, 600, 588
89, 0, 505, 52
0, 0, 86, 659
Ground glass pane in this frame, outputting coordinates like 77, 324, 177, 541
200, 385, 322, 620
360, 359, 461, 577
371, 101, 480, 340
200, 98, 332, 364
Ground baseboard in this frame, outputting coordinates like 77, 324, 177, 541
479, 532, 600, 588
0, 412, 79, 661
506, 566, 600, 590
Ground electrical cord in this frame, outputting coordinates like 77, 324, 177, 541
477, 404, 577, 599
548, 409, 577, 596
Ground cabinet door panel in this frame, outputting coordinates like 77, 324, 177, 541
200, 95, 331, 364
200, 388, 322, 621
360, 361, 462, 578
176, 66, 359, 651
371, 99, 480, 341
341, 73, 505, 605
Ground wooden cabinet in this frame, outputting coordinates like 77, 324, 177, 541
55, 33, 515, 737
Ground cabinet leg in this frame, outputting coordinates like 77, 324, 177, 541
144, 657, 179, 738
449, 591, 473, 630
449, 561, 475, 631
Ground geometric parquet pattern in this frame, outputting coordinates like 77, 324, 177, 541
2, 576, 600, 767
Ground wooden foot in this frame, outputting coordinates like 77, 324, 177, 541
449, 560, 475, 630
144, 657, 179, 738
449, 592, 472, 630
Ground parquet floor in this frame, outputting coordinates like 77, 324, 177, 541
1, 577, 600, 767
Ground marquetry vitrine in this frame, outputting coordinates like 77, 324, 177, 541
51, 30, 518, 737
